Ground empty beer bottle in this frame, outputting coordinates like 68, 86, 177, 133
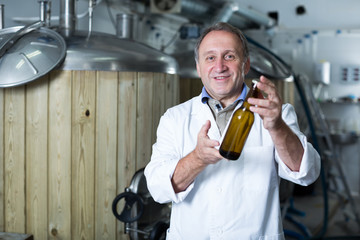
219, 80, 260, 160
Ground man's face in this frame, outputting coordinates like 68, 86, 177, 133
196, 30, 250, 105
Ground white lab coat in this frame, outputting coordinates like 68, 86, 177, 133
145, 94, 320, 240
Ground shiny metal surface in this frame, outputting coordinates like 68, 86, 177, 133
172, 51, 197, 78
61, 31, 178, 74
0, 25, 66, 87
179, 0, 275, 29
0, 5, 4, 29
126, 169, 171, 240
60, 0, 75, 37
247, 42, 293, 80
116, 13, 137, 39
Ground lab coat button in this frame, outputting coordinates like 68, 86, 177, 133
217, 187, 222, 193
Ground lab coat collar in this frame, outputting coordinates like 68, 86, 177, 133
190, 94, 221, 140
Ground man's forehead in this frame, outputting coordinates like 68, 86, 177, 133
199, 31, 242, 49
201, 49, 239, 55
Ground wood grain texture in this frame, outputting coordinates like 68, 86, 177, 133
179, 77, 202, 104
71, 71, 96, 240
48, 70, 72, 240
136, 72, 154, 170
95, 71, 118, 240
25, 77, 49, 239
1, 70, 179, 240
0, 88, 4, 231
117, 72, 137, 239
166, 74, 180, 109
4, 86, 26, 233
152, 73, 166, 145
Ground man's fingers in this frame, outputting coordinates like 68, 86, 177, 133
199, 120, 211, 138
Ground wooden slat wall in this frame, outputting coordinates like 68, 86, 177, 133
4, 86, 26, 233
72, 71, 97, 240
117, 72, 137, 239
26, 77, 49, 239
0, 88, 4, 232
179, 78, 203, 103
48, 70, 72, 239
0, 70, 179, 240
95, 71, 118, 239
136, 72, 154, 170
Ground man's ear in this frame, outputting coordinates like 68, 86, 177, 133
196, 62, 201, 78
244, 57, 251, 75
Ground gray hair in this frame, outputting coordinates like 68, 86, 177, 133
194, 22, 249, 63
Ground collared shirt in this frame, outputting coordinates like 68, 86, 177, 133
200, 85, 247, 105
145, 94, 321, 240
201, 85, 247, 135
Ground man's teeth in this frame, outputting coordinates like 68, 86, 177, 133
215, 77, 225, 79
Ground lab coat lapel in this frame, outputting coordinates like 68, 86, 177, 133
191, 96, 221, 141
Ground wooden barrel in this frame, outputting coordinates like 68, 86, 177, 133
0, 70, 179, 240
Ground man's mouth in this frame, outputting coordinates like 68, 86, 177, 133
214, 76, 230, 80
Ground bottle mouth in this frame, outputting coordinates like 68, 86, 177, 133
252, 79, 259, 87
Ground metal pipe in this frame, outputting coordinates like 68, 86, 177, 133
211, 1, 238, 24
181, 0, 275, 29
0, 4, 4, 29
60, 0, 75, 37
181, 0, 210, 17
39, 0, 51, 26
235, 2, 276, 28
116, 13, 137, 40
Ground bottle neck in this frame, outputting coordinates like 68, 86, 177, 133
242, 80, 259, 109
245, 81, 259, 100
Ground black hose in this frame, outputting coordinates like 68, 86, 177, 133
293, 74, 329, 239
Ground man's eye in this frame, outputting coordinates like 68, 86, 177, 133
225, 55, 235, 60
206, 56, 215, 61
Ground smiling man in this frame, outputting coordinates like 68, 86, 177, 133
145, 22, 320, 240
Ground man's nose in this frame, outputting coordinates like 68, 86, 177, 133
214, 58, 227, 72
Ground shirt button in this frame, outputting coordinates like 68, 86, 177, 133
217, 187, 222, 193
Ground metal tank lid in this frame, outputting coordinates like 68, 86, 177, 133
60, 31, 178, 74
0, 23, 66, 88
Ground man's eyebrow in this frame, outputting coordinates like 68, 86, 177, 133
202, 49, 237, 55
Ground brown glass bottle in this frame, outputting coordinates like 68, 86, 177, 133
219, 80, 260, 160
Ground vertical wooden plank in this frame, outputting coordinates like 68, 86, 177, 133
0, 88, 4, 231
191, 78, 203, 99
48, 70, 72, 240
72, 71, 96, 240
179, 78, 191, 103
95, 71, 117, 240
165, 74, 180, 110
152, 73, 166, 145
4, 86, 26, 233
117, 72, 137, 239
25, 77, 49, 239
173, 74, 180, 106
136, 72, 154, 170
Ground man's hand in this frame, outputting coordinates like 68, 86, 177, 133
247, 76, 284, 131
247, 75, 304, 172
194, 120, 223, 165
171, 120, 222, 193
